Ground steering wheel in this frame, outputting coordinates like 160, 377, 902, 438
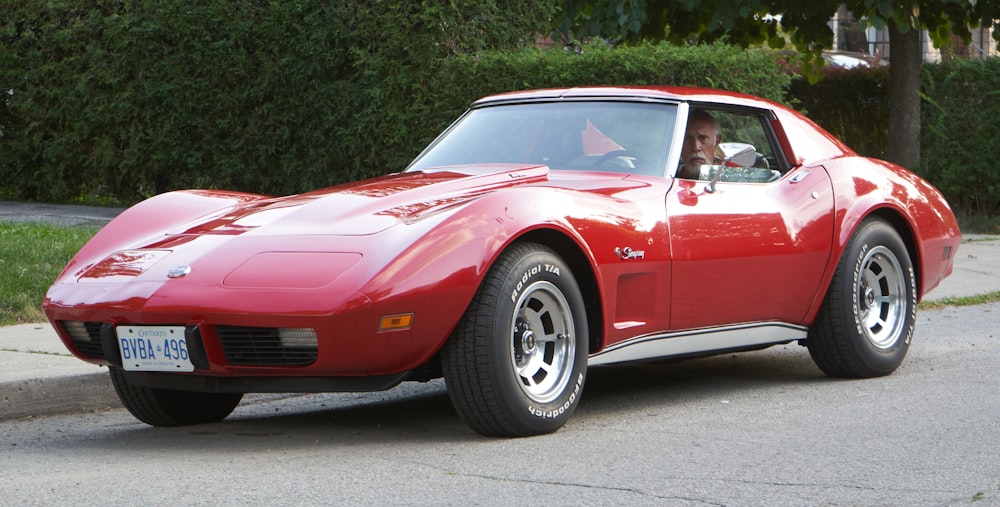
595, 150, 641, 169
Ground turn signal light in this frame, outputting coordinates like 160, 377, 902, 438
379, 313, 413, 332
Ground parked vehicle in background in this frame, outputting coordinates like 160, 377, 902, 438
822, 50, 887, 69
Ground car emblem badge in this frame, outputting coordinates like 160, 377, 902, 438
615, 247, 645, 260
167, 265, 192, 279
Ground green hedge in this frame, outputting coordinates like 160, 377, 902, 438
1, 2, 787, 204
6, 0, 993, 216
922, 58, 1000, 215
788, 66, 890, 160
1, 1, 355, 201
0, 0, 553, 202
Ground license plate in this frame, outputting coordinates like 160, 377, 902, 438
116, 326, 194, 372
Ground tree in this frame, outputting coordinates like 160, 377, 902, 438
557, 0, 1000, 170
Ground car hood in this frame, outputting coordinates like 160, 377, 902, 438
167, 164, 618, 237
171, 165, 550, 237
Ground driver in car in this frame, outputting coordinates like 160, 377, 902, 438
678, 109, 722, 179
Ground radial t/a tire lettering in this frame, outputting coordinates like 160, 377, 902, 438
807, 218, 917, 378
441, 242, 589, 437
109, 367, 243, 426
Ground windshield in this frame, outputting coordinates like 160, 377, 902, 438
407, 101, 679, 177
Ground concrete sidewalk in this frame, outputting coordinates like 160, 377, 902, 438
0, 201, 124, 226
1, 202, 998, 422
2, 203, 126, 420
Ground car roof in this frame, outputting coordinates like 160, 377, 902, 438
472, 86, 784, 111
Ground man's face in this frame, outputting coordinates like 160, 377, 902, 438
681, 117, 720, 177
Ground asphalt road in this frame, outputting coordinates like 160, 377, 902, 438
2, 301, 997, 506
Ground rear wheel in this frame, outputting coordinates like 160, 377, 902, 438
442, 242, 588, 437
109, 367, 243, 426
807, 218, 917, 377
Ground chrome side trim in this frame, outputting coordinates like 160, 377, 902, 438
588, 322, 808, 366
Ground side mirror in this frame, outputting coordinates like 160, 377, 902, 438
718, 142, 757, 167
706, 143, 757, 194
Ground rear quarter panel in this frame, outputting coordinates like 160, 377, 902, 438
769, 105, 959, 316
809, 156, 960, 317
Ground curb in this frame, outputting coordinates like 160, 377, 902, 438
0, 323, 121, 422
1, 371, 120, 421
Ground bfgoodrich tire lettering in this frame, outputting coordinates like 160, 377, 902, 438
442, 242, 589, 437
109, 367, 243, 426
807, 218, 917, 378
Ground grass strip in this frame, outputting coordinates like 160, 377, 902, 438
0, 221, 98, 325
919, 291, 1000, 311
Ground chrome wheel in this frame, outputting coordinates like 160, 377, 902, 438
857, 246, 907, 349
510, 281, 576, 404
441, 242, 589, 436
807, 218, 916, 378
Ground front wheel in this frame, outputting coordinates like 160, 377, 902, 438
441, 243, 589, 437
109, 367, 243, 426
807, 218, 917, 378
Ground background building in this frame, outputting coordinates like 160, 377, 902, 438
829, 5, 997, 63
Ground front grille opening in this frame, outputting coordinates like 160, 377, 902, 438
60, 320, 105, 358
215, 325, 318, 367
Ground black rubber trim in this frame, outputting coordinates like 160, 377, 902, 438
120, 370, 410, 394
184, 325, 210, 370
100, 323, 123, 367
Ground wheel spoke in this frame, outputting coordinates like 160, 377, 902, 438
518, 359, 556, 387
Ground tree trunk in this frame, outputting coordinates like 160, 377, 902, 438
886, 21, 922, 170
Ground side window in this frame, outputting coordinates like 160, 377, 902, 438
679, 108, 785, 183
719, 111, 782, 172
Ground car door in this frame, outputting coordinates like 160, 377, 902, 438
667, 106, 836, 330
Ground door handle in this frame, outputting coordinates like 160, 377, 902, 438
790, 170, 810, 183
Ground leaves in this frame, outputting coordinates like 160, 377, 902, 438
921, 58, 1000, 214
556, 0, 1000, 56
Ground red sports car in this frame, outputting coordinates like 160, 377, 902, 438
43, 86, 960, 437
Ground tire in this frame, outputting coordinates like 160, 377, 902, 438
807, 218, 917, 378
109, 367, 243, 426
441, 242, 589, 437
